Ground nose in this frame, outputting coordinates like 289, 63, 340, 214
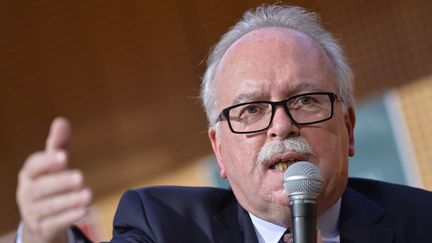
267, 106, 300, 139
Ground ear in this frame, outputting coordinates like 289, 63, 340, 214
345, 106, 356, 157
208, 126, 227, 178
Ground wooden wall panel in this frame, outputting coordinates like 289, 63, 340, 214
0, 0, 431, 235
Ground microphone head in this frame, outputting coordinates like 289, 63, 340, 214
283, 161, 323, 197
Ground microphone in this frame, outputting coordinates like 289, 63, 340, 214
283, 161, 323, 243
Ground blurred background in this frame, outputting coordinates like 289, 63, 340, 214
1, 0, 431, 241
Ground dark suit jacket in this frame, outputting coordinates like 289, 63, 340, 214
77, 178, 432, 242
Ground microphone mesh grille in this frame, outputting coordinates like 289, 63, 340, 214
283, 161, 323, 196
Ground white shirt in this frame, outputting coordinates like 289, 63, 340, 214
250, 198, 341, 243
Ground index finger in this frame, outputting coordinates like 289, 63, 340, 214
20, 151, 67, 180
45, 117, 72, 153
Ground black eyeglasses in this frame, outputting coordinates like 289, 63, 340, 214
217, 92, 339, 134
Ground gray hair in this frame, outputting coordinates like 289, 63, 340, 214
200, 4, 354, 125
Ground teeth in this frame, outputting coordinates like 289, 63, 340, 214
273, 159, 301, 171
274, 161, 289, 172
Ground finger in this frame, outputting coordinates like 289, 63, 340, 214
22, 222, 68, 243
34, 188, 92, 220
38, 206, 89, 236
20, 151, 67, 180
29, 170, 84, 200
21, 188, 92, 234
45, 117, 72, 153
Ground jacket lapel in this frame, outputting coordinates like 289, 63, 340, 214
339, 188, 394, 243
237, 204, 260, 243
211, 197, 259, 243
211, 186, 396, 243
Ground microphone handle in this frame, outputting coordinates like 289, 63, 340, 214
290, 196, 317, 243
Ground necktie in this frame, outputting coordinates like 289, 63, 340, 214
278, 229, 293, 243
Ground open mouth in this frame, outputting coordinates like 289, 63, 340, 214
270, 159, 300, 172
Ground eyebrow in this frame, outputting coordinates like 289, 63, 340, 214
289, 83, 328, 93
232, 92, 265, 105
230, 82, 329, 105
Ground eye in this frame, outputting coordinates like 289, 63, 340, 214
299, 96, 315, 105
236, 103, 268, 118
245, 105, 259, 114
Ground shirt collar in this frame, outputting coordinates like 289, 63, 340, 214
249, 198, 341, 243
317, 198, 341, 241
249, 213, 286, 243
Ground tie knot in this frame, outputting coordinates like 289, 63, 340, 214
278, 229, 293, 243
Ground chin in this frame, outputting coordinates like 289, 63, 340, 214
266, 189, 290, 208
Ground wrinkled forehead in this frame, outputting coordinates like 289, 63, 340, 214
213, 27, 336, 110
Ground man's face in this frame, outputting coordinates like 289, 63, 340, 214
208, 27, 355, 226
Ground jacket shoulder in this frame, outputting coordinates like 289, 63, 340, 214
111, 186, 237, 242
348, 178, 432, 204
341, 179, 432, 242
347, 177, 432, 219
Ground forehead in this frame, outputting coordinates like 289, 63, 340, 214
213, 27, 336, 108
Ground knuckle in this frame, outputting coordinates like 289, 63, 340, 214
63, 192, 82, 208
16, 183, 24, 199
17, 169, 26, 182
17, 186, 30, 203
64, 170, 84, 189
25, 151, 44, 166
16, 186, 33, 208
22, 151, 45, 173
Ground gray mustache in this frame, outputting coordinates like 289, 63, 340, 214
256, 138, 313, 165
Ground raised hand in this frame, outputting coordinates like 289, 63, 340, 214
16, 117, 92, 243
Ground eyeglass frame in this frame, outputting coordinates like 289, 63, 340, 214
217, 91, 339, 134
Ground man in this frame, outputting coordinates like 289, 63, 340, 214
16, 4, 432, 243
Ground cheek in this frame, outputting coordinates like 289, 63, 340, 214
304, 119, 349, 199
309, 114, 350, 160
220, 132, 263, 175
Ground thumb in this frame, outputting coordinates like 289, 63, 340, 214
45, 117, 72, 153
